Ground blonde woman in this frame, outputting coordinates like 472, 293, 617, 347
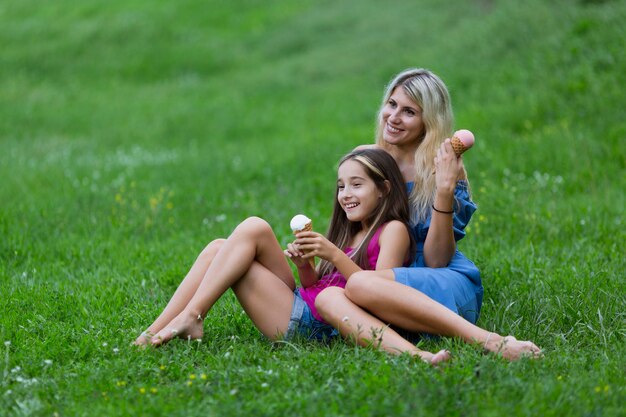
316, 69, 542, 360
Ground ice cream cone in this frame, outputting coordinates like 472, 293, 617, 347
450, 135, 466, 156
432, 129, 475, 174
290, 214, 316, 269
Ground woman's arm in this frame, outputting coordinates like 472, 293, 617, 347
423, 139, 464, 267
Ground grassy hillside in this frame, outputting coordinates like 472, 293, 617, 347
1, 0, 624, 415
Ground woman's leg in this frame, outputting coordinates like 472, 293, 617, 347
151, 217, 296, 345
344, 271, 542, 360
315, 287, 450, 365
134, 238, 226, 346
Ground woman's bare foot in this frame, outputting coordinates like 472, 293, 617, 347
485, 334, 542, 360
133, 330, 155, 347
150, 311, 204, 346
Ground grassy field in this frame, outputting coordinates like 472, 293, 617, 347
1, 0, 625, 415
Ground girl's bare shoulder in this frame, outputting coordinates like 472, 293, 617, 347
353, 144, 380, 151
379, 220, 409, 241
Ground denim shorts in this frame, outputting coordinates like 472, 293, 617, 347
284, 290, 339, 342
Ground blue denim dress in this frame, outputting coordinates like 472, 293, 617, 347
393, 180, 483, 324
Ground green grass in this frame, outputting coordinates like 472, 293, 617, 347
1, 0, 625, 415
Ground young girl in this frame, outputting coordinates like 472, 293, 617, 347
134, 148, 450, 364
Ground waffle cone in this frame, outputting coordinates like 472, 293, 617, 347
451, 136, 467, 157
293, 222, 316, 269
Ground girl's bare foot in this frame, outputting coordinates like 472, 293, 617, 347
430, 349, 452, 365
150, 311, 204, 346
417, 349, 451, 366
485, 334, 542, 360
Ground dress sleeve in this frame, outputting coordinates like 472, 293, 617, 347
415, 180, 477, 243
451, 180, 477, 241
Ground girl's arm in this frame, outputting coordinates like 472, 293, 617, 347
373, 220, 410, 269
295, 220, 410, 280
296, 264, 318, 288
292, 231, 360, 281
284, 243, 318, 288
423, 139, 463, 267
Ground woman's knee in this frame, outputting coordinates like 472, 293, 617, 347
345, 271, 379, 304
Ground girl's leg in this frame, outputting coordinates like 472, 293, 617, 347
315, 287, 450, 365
231, 261, 297, 339
344, 271, 542, 360
134, 239, 226, 346
151, 217, 296, 345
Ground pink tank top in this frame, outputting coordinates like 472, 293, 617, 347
298, 225, 386, 322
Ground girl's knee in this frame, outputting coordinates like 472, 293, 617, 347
315, 287, 345, 319
236, 216, 273, 237
199, 238, 226, 261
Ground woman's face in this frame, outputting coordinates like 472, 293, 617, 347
337, 160, 381, 225
381, 87, 425, 147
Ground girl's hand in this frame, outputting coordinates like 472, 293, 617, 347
284, 242, 312, 269
292, 231, 341, 263
433, 139, 464, 195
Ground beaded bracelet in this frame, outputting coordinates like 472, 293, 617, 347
431, 205, 454, 214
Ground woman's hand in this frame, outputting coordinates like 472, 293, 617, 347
433, 139, 464, 195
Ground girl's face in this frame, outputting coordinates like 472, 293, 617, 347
337, 160, 382, 225
381, 87, 425, 146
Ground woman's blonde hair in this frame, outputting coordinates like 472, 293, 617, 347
375, 68, 466, 223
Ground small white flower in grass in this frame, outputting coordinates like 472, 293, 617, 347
261, 383, 269, 388
11, 366, 21, 373
4, 341, 10, 347
342, 316, 349, 322
113, 348, 119, 354
229, 388, 238, 396
224, 351, 231, 358
44, 359, 53, 366
102, 342, 108, 347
